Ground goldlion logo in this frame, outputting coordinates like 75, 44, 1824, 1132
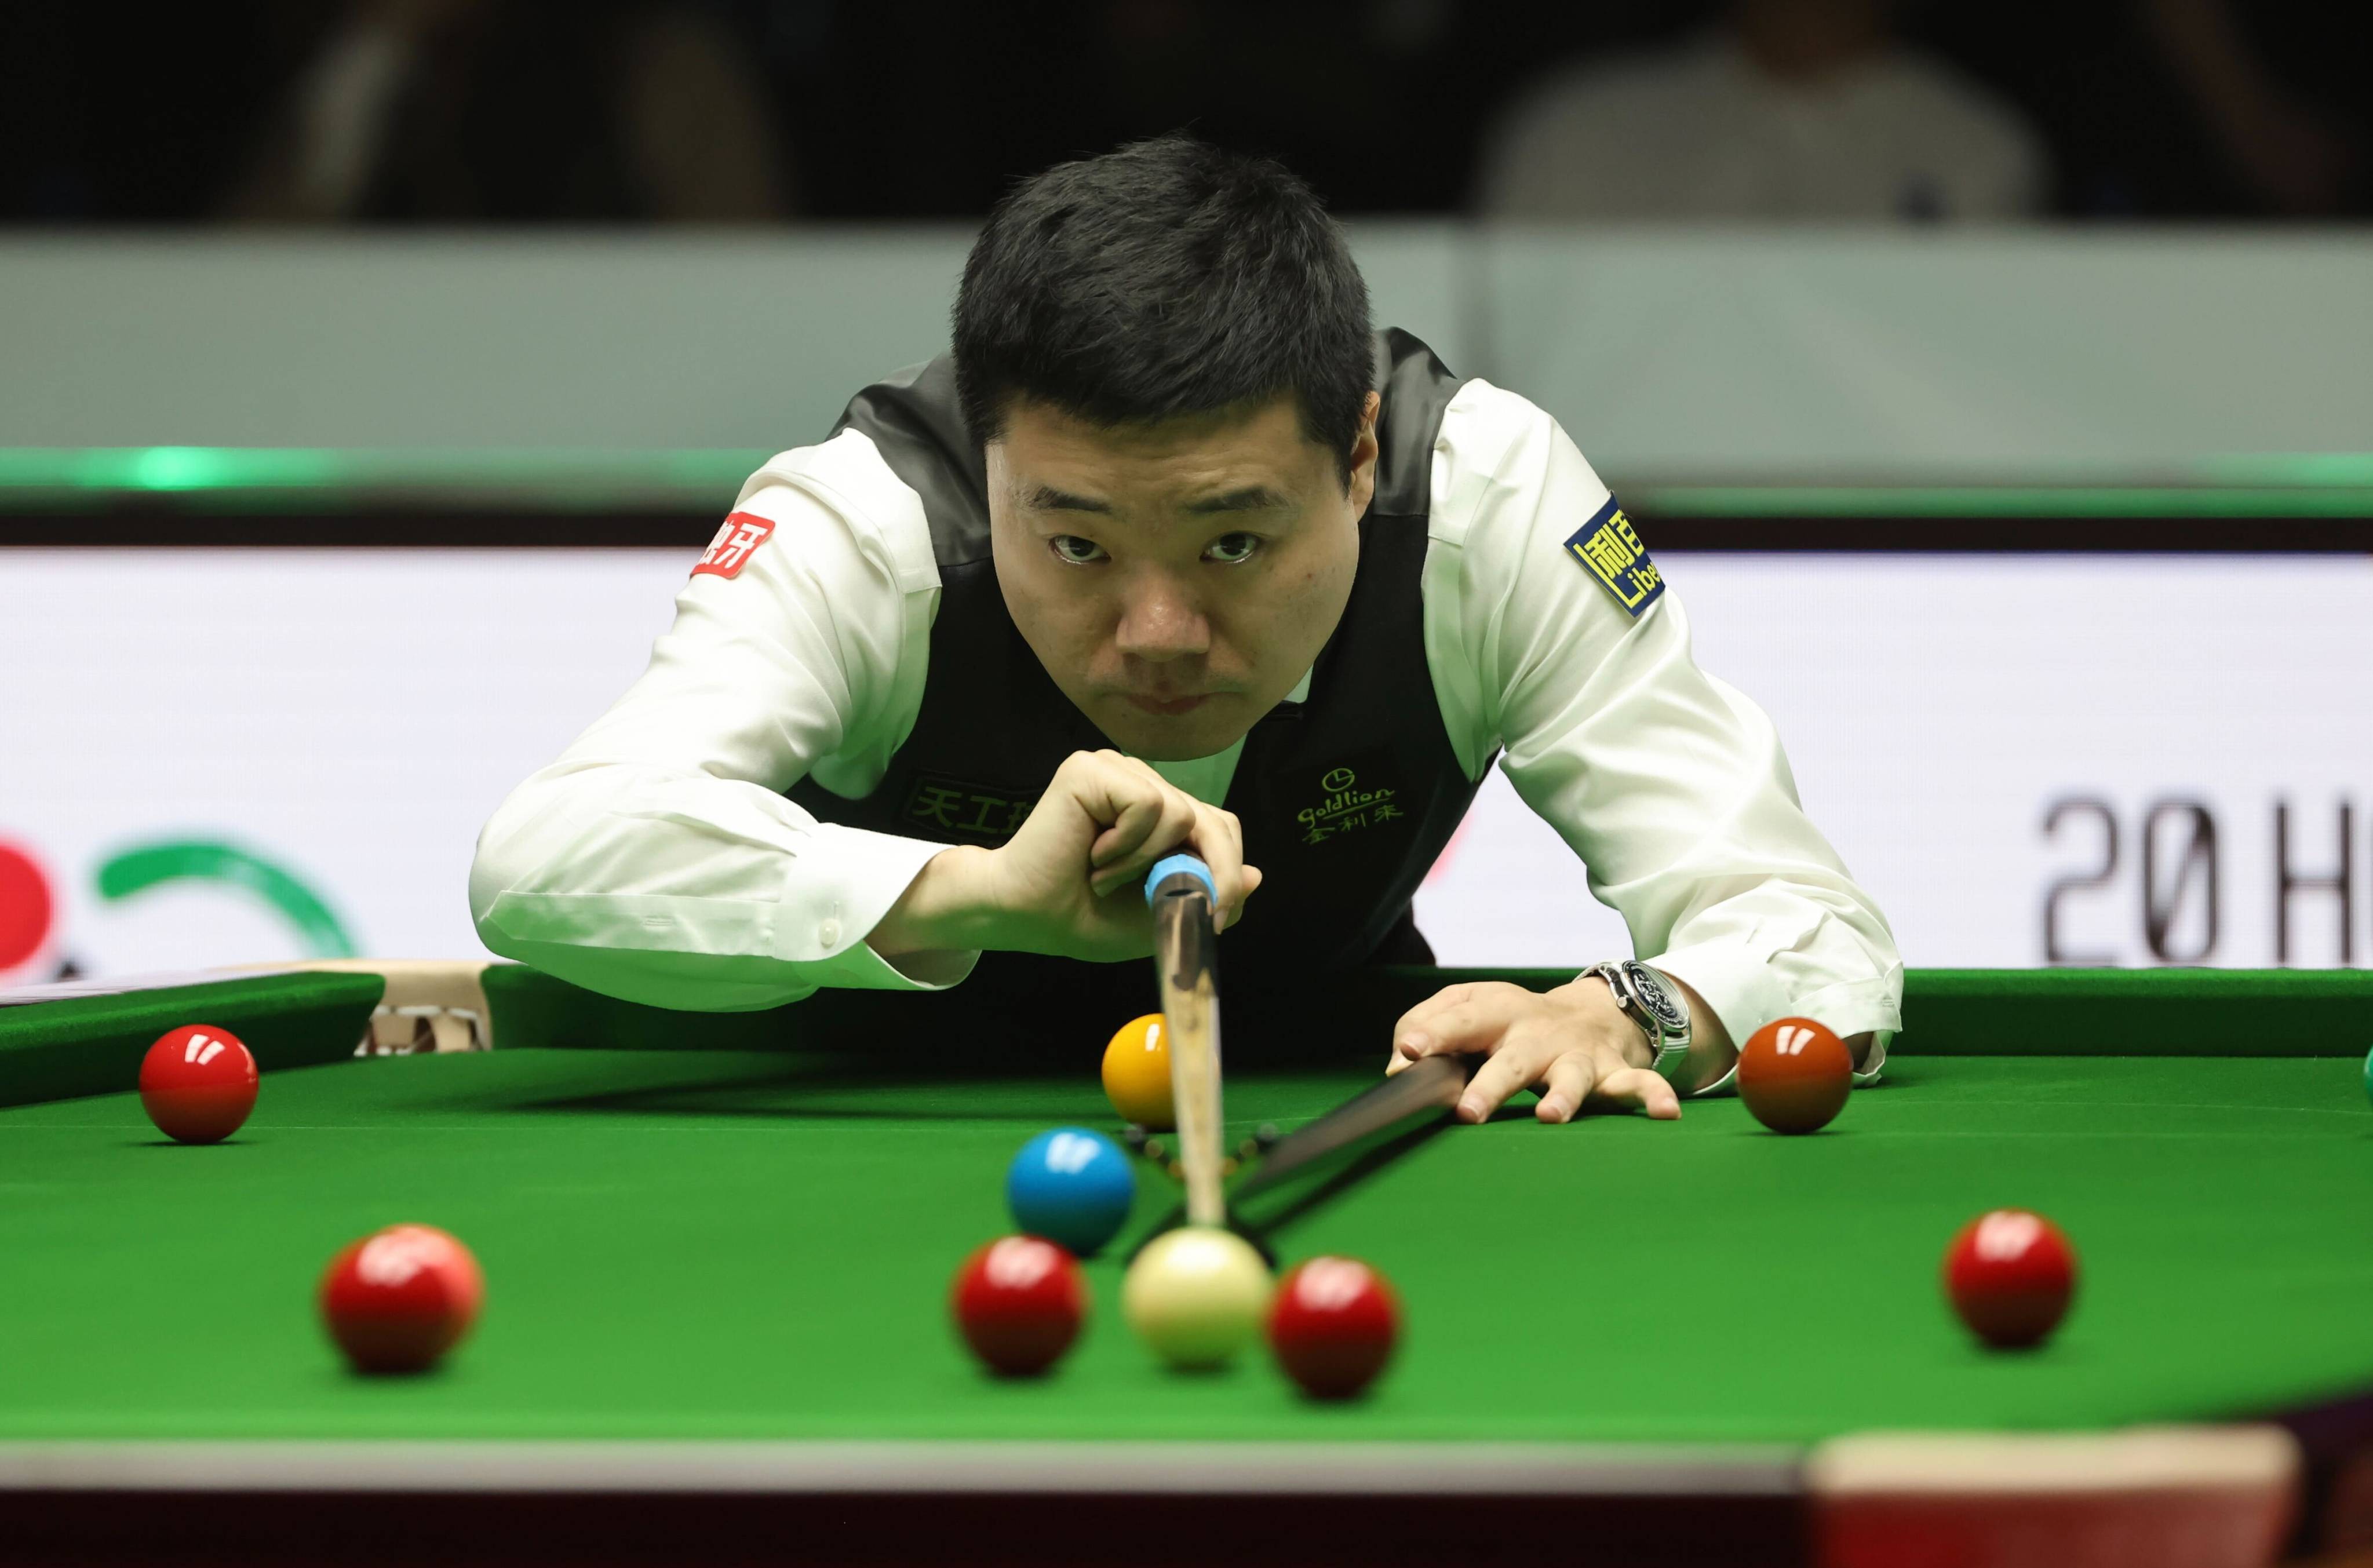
1296, 767, 1406, 846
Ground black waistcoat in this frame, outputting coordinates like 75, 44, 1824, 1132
789, 329, 1489, 996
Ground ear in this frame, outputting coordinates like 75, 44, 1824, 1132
1346, 390, 1382, 509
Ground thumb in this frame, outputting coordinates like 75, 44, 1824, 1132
1218, 864, 1262, 934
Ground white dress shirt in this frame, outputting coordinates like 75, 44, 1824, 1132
471, 378, 1904, 1068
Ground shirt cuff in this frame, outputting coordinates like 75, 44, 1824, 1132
1643, 940, 1788, 1075
778, 823, 982, 991
1643, 945, 1902, 1096
475, 823, 979, 1011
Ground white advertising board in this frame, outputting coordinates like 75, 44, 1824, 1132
3, 550, 2368, 989
1417, 554, 2373, 971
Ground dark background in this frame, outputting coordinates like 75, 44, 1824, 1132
2, 0, 2367, 223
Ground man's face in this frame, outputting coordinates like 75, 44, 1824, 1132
986, 391, 1379, 761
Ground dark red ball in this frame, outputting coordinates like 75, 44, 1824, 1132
1267, 1256, 1400, 1399
1944, 1210, 2077, 1349
320, 1225, 486, 1374
951, 1235, 1085, 1376
138, 1024, 258, 1144
1737, 1016, 1853, 1134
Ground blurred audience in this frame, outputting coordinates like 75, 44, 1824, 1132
0, 0, 2362, 224
1475, 0, 2046, 221
227, 0, 790, 221
2134, 0, 2361, 216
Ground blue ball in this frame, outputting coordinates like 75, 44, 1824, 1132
1007, 1127, 1136, 1257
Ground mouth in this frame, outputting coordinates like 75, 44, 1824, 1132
1123, 693, 1212, 717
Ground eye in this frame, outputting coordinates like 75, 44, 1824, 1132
1204, 532, 1262, 564
1049, 535, 1109, 565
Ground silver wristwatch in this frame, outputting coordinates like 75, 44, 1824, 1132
1584, 959, 1693, 1088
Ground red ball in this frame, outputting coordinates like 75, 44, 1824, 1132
1736, 1016, 1852, 1134
319, 1225, 486, 1374
1944, 1209, 2077, 1349
951, 1235, 1085, 1376
138, 1024, 259, 1144
1267, 1256, 1400, 1399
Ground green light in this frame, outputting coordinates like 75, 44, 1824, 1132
126, 447, 227, 491
3, 447, 2371, 519
0, 447, 765, 509
1635, 486, 2373, 519
2197, 453, 2373, 487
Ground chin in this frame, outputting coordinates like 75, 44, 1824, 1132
1100, 701, 1251, 762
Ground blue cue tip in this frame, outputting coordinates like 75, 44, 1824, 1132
1143, 852, 1217, 908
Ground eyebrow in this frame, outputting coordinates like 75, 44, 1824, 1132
1020, 483, 1289, 516
1025, 485, 1111, 513
1184, 486, 1289, 515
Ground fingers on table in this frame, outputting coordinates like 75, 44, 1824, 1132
1391, 982, 1527, 1063
1533, 1051, 1596, 1124
1391, 994, 1686, 1124
1540, 1058, 1681, 1123
1595, 1064, 1683, 1121
1453, 1019, 1565, 1123
1471, 1044, 1680, 1125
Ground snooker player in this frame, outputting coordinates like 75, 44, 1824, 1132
469, 136, 1902, 1125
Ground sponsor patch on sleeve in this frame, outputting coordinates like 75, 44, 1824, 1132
1562, 497, 1664, 617
692, 512, 776, 580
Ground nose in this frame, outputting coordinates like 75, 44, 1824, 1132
1112, 571, 1210, 667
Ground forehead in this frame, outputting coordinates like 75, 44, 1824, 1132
993, 393, 1318, 491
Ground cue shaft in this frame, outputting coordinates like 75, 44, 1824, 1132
1151, 876, 1227, 1229
1233, 1052, 1476, 1201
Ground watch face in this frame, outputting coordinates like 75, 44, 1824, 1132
1626, 962, 1689, 1033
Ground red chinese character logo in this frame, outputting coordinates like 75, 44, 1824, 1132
692, 512, 777, 579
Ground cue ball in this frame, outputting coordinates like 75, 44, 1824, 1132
1943, 1209, 2077, 1349
1102, 1013, 1173, 1131
951, 1235, 1087, 1376
1007, 1128, 1136, 1256
1736, 1016, 1853, 1134
1267, 1256, 1401, 1399
319, 1224, 485, 1374
138, 1024, 259, 1144
1122, 1227, 1271, 1370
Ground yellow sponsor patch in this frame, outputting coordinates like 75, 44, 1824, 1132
1563, 498, 1664, 617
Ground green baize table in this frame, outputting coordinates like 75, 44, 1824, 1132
0, 963, 2366, 1567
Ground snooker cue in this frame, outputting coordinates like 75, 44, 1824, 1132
1122, 1051, 1481, 1265
1231, 1052, 1476, 1201
1145, 854, 1227, 1228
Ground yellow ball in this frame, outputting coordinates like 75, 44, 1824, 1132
1102, 1012, 1173, 1131
1121, 1227, 1271, 1370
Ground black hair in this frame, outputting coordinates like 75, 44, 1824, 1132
953, 135, 1375, 487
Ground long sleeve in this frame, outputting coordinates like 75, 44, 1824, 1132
1422, 382, 1904, 1061
469, 432, 977, 1010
